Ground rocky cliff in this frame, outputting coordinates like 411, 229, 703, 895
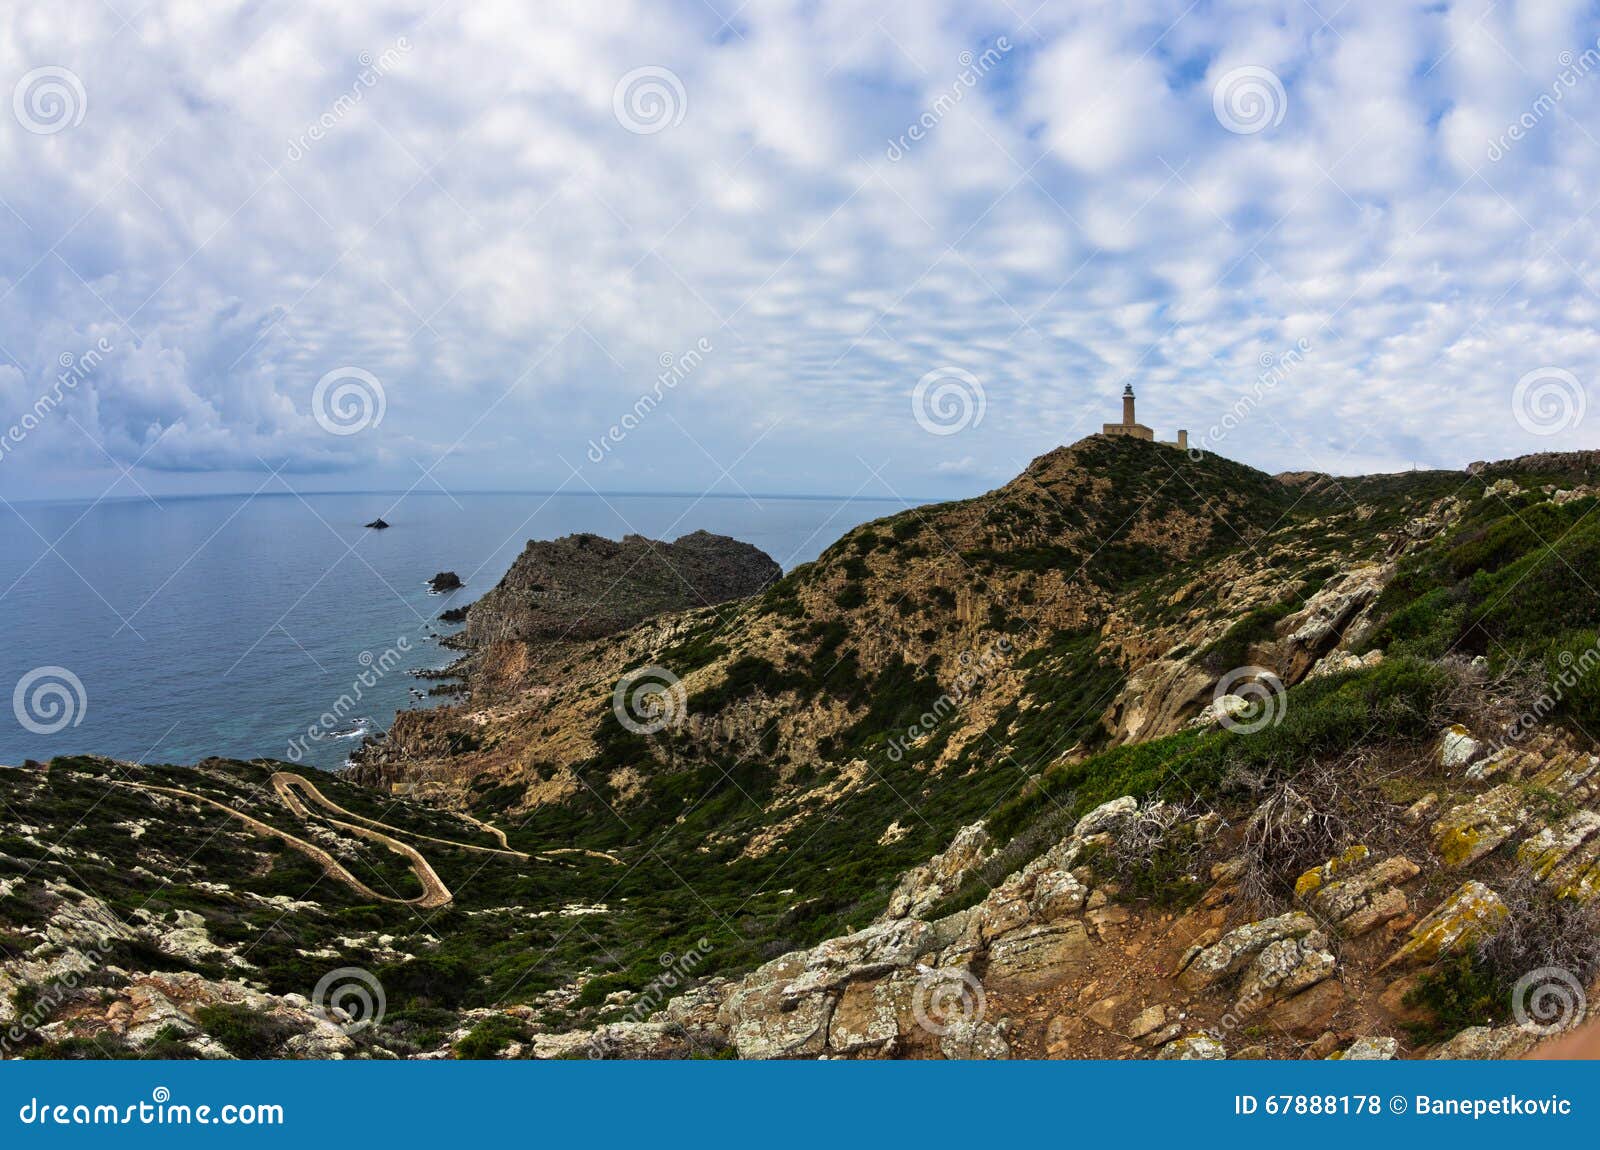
3, 438, 1598, 1060
458, 529, 781, 647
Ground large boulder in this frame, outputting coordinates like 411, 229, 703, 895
983, 922, 1092, 992
1178, 911, 1320, 991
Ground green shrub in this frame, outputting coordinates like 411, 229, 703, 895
194, 1004, 294, 1059
1548, 630, 1600, 731
1402, 954, 1506, 1043
454, 1013, 529, 1060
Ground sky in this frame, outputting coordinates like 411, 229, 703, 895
0, 0, 1597, 504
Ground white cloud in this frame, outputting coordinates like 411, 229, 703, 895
0, 0, 1596, 504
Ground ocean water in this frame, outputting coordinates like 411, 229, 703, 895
0, 490, 907, 770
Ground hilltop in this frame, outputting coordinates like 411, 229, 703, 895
3, 435, 1598, 1060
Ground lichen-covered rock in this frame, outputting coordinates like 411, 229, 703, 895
1332, 1036, 1398, 1060
1178, 911, 1319, 991
1432, 785, 1529, 868
783, 917, 934, 996
1426, 1024, 1538, 1060
1277, 565, 1389, 681
1517, 810, 1600, 900
1298, 852, 1419, 936
1074, 796, 1139, 840
939, 1018, 1010, 1060
1233, 931, 1336, 1014
1156, 1035, 1226, 1060
1385, 881, 1508, 969
1029, 868, 1088, 920
1437, 725, 1482, 770
1110, 660, 1216, 743
1293, 845, 1371, 901
827, 974, 916, 1054
1306, 648, 1384, 680
717, 953, 833, 1059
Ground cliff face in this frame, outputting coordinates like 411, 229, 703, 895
459, 530, 781, 646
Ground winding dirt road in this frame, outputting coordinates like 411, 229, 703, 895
270, 773, 531, 861
120, 771, 618, 909
121, 779, 453, 908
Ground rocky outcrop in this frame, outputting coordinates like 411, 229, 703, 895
881, 823, 993, 921
460, 530, 781, 646
428, 571, 463, 592
1295, 849, 1419, 936
1384, 880, 1508, 968
1108, 659, 1214, 743
1274, 565, 1388, 682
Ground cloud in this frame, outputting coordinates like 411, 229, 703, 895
0, 0, 1598, 503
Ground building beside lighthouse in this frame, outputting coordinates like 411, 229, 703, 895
1102, 384, 1187, 451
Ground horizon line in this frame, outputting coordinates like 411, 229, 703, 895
2, 487, 945, 509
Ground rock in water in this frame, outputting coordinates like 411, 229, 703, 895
365, 518, 391, 529
428, 571, 463, 592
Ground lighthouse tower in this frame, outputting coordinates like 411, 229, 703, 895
1102, 383, 1154, 441
1101, 384, 1189, 450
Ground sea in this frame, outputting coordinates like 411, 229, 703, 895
0, 490, 909, 770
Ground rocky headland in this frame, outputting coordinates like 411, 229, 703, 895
4, 437, 1599, 1061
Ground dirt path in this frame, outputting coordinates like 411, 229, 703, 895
271, 773, 531, 861
120, 780, 453, 909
